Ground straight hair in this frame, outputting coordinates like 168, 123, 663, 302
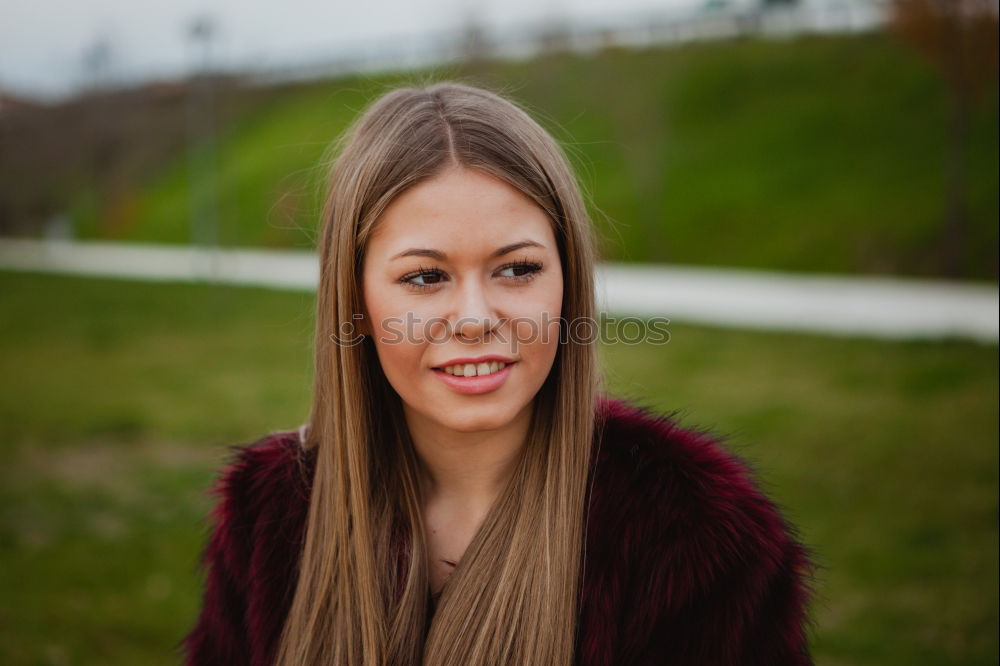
274, 81, 601, 666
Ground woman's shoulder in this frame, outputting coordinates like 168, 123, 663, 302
582, 395, 817, 663
220, 426, 311, 483
207, 427, 313, 520
183, 429, 313, 665
592, 394, 776, 511
591, 393, 812, 561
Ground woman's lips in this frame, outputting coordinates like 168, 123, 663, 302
432, 362, 515, 395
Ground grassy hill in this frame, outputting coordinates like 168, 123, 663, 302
62, 33, 999, 279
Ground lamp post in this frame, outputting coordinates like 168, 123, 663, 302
185, 16, 219, 278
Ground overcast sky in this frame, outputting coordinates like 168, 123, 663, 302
0, 0, 701, 99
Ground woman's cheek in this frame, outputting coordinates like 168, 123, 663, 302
369, 290, 424, 345
508, 306, 559, 352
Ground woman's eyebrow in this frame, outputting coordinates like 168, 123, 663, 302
391, 240, 544, 261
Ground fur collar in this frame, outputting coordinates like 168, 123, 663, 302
181, 394, 816, 665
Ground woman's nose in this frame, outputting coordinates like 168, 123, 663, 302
453, 281, 497, 340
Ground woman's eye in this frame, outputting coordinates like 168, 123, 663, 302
398, 260, 543, 292
498, 261, 543, 281
401, 269, 445, 290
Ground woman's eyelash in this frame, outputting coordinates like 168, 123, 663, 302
496, 258, 544, 282
397, 259, 544, 291
397, 264, 442, 290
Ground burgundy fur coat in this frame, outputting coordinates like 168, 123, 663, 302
181, 395, 817, 665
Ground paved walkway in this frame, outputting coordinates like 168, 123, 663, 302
2, 238, 996, 342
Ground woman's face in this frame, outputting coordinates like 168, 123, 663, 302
361, 166, 563, 434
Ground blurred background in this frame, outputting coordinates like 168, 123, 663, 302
0, 0, 997, 664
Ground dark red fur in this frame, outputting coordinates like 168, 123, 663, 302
181, 395, 817, 665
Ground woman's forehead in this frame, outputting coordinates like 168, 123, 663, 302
367, 176, 556, 260
370, 219, 554, 258
383, 169, 542, 218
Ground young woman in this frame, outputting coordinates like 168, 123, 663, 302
181, 82, 816, 666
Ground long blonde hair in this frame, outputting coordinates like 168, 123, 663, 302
274, 81, 600, 666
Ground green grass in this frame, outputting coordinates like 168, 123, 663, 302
72, 32, 1000, 279
0, 272, 316, 665
1, 270, 997, 665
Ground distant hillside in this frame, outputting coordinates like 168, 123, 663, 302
3, 32, 997, 279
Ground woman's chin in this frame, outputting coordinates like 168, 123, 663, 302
427, 401, 521, 434
437, 412, 510, 434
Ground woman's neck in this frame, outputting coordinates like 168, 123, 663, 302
404, 401, 533, 510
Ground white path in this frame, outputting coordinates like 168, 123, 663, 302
1, 238, 997, 343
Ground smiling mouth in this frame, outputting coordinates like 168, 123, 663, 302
434, 360, 513, 377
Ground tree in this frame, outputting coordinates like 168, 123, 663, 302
890, 0, 999, 277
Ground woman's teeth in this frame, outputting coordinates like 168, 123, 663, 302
440, 361, 507, 377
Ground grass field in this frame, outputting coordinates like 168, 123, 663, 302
68, 32, 1000, 280
0, 269, 996, 665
